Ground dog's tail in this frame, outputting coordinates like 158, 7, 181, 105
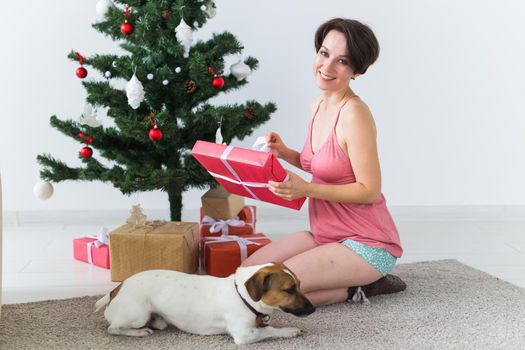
94, 294, 110, 313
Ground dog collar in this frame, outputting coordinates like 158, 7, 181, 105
234, 280, 270, 328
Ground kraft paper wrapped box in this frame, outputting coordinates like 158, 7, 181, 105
109, 221, 199, 282
200, 205, 256, 237
201, 185, 245, 220
191, 140, 306, 210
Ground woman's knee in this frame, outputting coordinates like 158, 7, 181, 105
241, 230, 317, 267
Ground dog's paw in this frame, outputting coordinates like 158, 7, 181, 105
278, 327, 302, 338
137, 328, 154, 337
108, 327, 154, 337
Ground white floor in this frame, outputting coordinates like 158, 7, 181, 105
2, 206, 525, 304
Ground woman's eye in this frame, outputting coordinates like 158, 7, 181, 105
320, 50, 328, 57
339, 59, 348, 65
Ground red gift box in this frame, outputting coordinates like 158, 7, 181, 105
191, 140, 306, 210
202, 233, 272, 277
200, 205, 256, 237
73, 237, 110, 269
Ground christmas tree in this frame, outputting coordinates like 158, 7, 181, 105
36, 0, 276, 221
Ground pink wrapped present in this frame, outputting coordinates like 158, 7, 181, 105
191, 140, 306, 210
73, 227, 110, 269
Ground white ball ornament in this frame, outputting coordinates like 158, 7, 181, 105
162, 79, 169, 85
200, 5, 207, 11
175, 67, 182, 74
33, 181, 54, 200
104, 71, 111, 79
147, 73, 154, 80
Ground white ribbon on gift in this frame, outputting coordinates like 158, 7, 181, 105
202, 215, 246, 235
87, 227, 109, 265
201, 235, 268, 272
208, 139, 289, 201
252, 136, 271, 152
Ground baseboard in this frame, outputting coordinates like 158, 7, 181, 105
3, 205, 525, 226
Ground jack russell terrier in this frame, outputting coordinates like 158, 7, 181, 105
94, 262, 315, 344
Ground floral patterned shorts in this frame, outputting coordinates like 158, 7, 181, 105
341, 239, 397, 276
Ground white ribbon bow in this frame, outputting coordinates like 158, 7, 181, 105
87, 227, 109, 265
252, 136, 270, 152
207, 139, 289, 201
201, 216, 246, 235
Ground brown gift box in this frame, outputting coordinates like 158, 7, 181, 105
201, 186, 245, 220
109, 221, 199, 282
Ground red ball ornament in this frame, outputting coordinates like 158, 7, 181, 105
76, 67, 88, 79
149, 126, 163, 141
80, 146, 93, 158
212, 76, 224, 89
121, 21, 133, 35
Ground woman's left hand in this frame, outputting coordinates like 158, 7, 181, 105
268, 171, 309, 200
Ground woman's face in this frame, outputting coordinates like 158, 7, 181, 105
313, 29, 355, 92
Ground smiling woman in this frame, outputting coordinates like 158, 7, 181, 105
241, 18, 406, 307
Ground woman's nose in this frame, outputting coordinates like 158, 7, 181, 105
322, 58, 337, 72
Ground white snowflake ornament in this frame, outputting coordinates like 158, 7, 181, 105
126, 73, 145, 109
205, 2, 217, 18
78, 103, 102, 127
230, 60, 251, 81
175, 19, 193, 57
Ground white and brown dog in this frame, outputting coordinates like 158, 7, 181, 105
94, 263, 315, 344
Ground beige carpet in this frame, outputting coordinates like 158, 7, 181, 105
1, 260, 525, 349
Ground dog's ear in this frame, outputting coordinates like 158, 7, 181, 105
245, 270, 273, 302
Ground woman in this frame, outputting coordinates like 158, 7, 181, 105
241, 18, 405, 307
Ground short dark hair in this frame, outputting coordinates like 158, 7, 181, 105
314, 18, 380, 75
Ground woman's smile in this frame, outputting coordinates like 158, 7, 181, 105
318, 71, 336, 81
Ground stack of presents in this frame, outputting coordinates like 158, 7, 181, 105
72, 140, 306, 281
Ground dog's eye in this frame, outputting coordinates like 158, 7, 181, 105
283, 288, 295, 294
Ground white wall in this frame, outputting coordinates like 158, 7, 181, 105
1, 0, 524, 212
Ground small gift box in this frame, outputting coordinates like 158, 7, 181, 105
201, 185, 245, 220
109, 221, 199, 282
191, 140, 306, 210
73, 227, 110, 269
202, 233, 272, 277
200, 205, 256, 237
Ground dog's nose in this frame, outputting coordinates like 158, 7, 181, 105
281, 301, 316, 317
305, 302, 315, 314
299, 302, 316, 317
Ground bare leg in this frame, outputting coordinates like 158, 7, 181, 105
241, 231, 318, 267
304, 288, 348, 307
283, 242, 382, 297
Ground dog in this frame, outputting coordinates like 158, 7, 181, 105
94, 262, 315, 344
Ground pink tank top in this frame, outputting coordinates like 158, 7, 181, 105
299, 97, 403, 258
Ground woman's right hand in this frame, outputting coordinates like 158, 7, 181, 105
266, 132, 288, 158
